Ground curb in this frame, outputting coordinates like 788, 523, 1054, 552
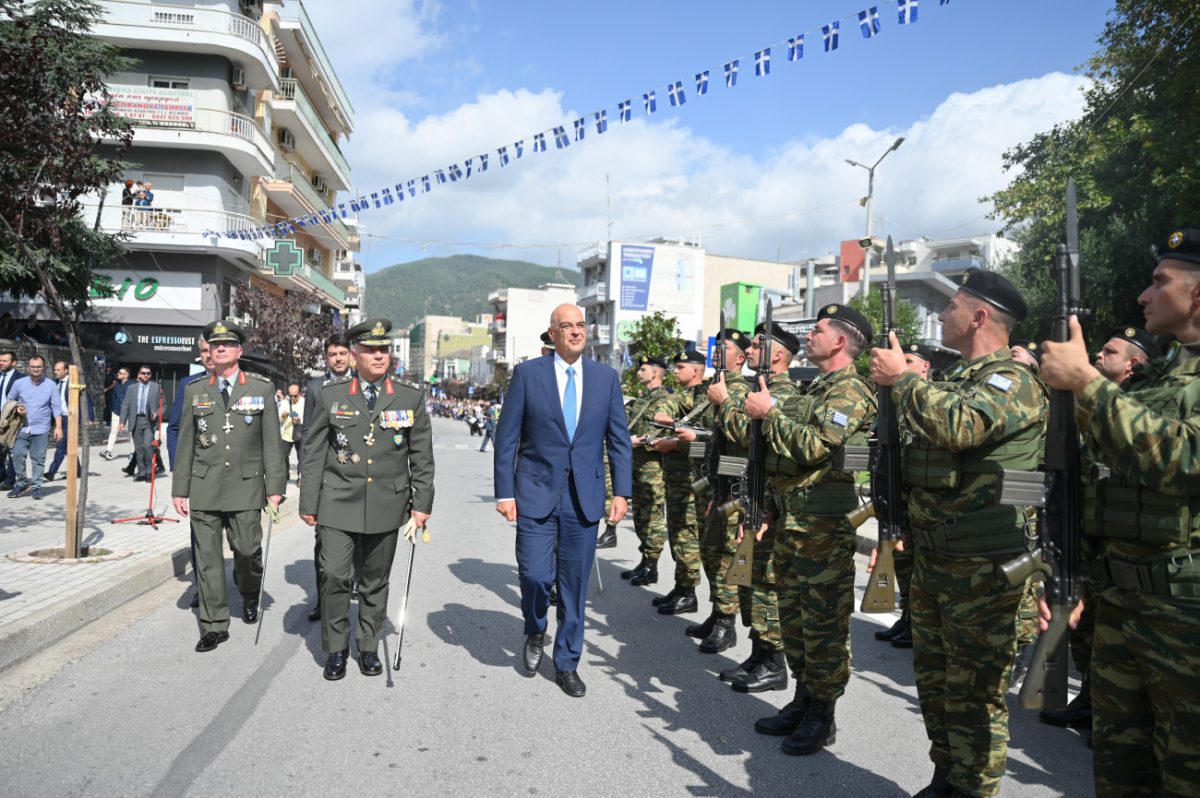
0, 499, 299, 674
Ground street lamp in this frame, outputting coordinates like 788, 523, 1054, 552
845, 136, 905, 299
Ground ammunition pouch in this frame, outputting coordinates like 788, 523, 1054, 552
1102, 550, 1200, 602
1097, 478, 1200, 547
910, 505, 1029, 558
775, 479, 858, 518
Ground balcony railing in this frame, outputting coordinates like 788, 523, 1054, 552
578, 282, 607, 302
98, 1, 275, 72
82, 202, 262, 239
301, 262, 345, 304
277, 78, 352, 181
279, 2, 355, 117
121, 105, 273, 167
591, 327, 612, 344
271, 160, 351, 243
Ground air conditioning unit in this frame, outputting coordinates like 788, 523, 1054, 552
239, 0, 263, 18
230, 67, 246, 90
311, 175, 329, 195
278, 128, 295, 152
306, 248, 323, 265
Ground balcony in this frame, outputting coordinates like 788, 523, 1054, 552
577, 242, 607, 266
930, 255, 984, 274
300, 261, 346, 306
263, 160, 352, 249
590, 326, 612, 345
488, 319, 507, 335
577, 281, 607, 305
81, 201, 266, 268
274, 2, 354, 131
254, 244, 345, 307
271, 78, 351, 188
94, 1, 279, 92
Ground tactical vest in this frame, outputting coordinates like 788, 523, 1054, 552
903, 357, 1044, 556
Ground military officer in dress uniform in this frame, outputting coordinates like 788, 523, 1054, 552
300, 319, 435, 681
172, 320, 287, 653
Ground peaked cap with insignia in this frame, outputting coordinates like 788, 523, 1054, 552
637, 354, 667, 370
818, 303, 873, 342
904, 342, 935, 362
1106, 325, 1162, 360
347, 318, 394, 347
720, 328, 752, 352
673, 350, 706, 365
957, 268, 1029, 321
1154, 228, 1200, 266
753, 321, 802, 355
203, 319, 246, 345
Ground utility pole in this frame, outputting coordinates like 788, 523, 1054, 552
846, 136, 905, 299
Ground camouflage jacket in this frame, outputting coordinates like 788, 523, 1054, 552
657, 382, 708, 468
627, 385, 673, 458
717, 371, 800, 455
893, 349, 1047, 531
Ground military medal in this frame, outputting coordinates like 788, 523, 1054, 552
394, 433, 404, 446
336, 450, 349, 464
363, 422, 376, 447
197, 418, 208, 432
350, 453, 361, 464
244, 415, 253, 425
335, 431, 349, 448
222, 416, 234, 433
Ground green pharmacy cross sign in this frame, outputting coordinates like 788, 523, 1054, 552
266, 239, 303, 276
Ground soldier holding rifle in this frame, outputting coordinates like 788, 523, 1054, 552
869, 269, 1047, 798
1039, 228, 1200, 797
622, 354, 672, 587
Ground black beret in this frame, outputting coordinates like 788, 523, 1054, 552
540, 331, 553, 347
346, 318, 393, 346
203, 319, 246, 345
637, 354, 667, 369
720, 328, 752, 352
673, 350, 706, 365
1106, 325, 1162, 360
818, 303, 873, 342
1154, 228, 1200, 266
957, 268, 1028, 321
754, 321, 801, 355
903, 342, 935, 362
1012, 340, 1042, 364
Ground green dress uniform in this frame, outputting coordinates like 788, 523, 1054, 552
625, 362, 673, 581
300, 355, 434, 660
172, 325, 287, 638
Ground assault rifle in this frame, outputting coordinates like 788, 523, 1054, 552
723, 301, 774, 587
998, 178, 1085, 712
855, 236, 904, 613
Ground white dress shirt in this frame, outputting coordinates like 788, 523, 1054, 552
553, 352, 584, 422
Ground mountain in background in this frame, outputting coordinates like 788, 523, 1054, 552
364, 254, 579, 330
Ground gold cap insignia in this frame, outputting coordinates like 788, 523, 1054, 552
1028, 342, 1038, 350
212, 321, 228, 335
370, 321, 386, 337
1169, 231, 1184, 249
1125, 327, 1136, 338
731, 332, 741, 340
826, 305, 838, 314
961, 272, 970, 284
678, 352, 686, 359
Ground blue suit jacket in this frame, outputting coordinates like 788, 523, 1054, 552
167, 372, 207, 468
494, 354, 632, 524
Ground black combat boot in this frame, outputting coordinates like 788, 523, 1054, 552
732, 648, 788, 693
875, 608, 910, 641
720, 638, 763, 683
658, 586, 698, 615
891, 616, 913, 648
596, 523, 618, 549
781, 697, 835, 755
755, 683, 812, 735
1039, 673, 1092, 729
630, 559, 658, 586
652, 586, 680, 607
913, 767, 955, 797
621, 556, 650, 581
686, 610, 718, 639
699, 613, 737, 653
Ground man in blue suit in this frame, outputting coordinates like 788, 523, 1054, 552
167, 336, 213, 610
494, 303, 632, 697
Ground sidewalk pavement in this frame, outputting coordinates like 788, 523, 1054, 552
0, 440, 300, 672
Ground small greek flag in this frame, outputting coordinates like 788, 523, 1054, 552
859, 7, 881, 37
464, 158, 473, 177
448, 163, 462, 181
435, 169, 446, 184
788, 35, 804, 61
724, 59, 739, 87
595, 109, 608, 133
755, 48, 770, 76
573, 118, 586, 141
381, 187, 394, 204
479, 153, 489, 172
421, 175, 431, 192
668, 80, 685, 106
823, 22, 840, 51
897, 0, 918, 24
532, 132, 546, 152
406, 179, 417, 197
643, 91, 656, 114
618, 101, 631, 122
696, 70, 709, 95
514, 139, 525, 158
498, 146, 509, 166
553, 126, 569, 149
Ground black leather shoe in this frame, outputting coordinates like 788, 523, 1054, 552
781, 698, 836, 756
721, 640, 763, 683
733, 649, 788, 693
651, 586, 679, 607
875, 609, 909, 641
523, 633, 545, 674
323, 649, 349, 681
621, 556, 650, 580
658, 587, 698, 615
630, 559, 658, 586
555, 669, 586, 698
1039, 676, 1092, 728
195, 631, 229, 652
891, 620, 913, 648
188, 592, 200, 609
358, 650, 383, 676
596, 524, 617, 549
686, 611, 718, 639
755, 684, 812, 735
122, 463, 136, 476
242, 598, 259, 624
699, 613, 737, 654
133, 475, 150, 483
307, 605, 321, 622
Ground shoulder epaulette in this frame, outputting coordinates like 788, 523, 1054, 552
245, 372, 272, 384
389, 375, 422, 393
323, 374, 353, 388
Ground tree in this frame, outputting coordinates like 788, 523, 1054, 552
847, 290, 921, 378
233, 282, 333, 384
0, 0, 135, 554
621, 310, 685, 397
988, 0, 1200, 344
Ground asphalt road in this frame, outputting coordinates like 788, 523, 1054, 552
0, 417, 1092, 797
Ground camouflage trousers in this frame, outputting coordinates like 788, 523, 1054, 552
632, 452, 666, 560
1015, 577, 1041, 650
1070, 577, 1096, 675
663, 456, 701, 588
910, 550, 1022, 798
896, 541, 914, 609
775, 515, 856, 699
699, 493, 740, 616
738, 521, 782, 652
1091, 589, 1200, 797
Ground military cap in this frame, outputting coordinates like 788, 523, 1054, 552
347, 318, 394, 347
1106, 325, 1162, 360
720, 328, 752, 352
203, 319, 245, 345
636, 354, 667, 370
540, 330, 554, 347
956, 268, 1028, 321
903, 342, 935, 362
1013, 340, 1042, 364
1154, 228, 1200, 266
673, 350, 706, 365
818, 303, 873, 342
753, 321, 802, 354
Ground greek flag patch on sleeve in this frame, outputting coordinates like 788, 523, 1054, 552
986, 373, 1014, 393
831, 411, 849, 427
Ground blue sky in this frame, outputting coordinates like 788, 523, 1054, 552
305, 0, 1113, 271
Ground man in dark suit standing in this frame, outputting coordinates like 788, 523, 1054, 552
0, 350, 25, 490
493, 303, 633, 697
119, 364, 162, 481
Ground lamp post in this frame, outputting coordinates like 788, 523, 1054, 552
846, 136, 905, 299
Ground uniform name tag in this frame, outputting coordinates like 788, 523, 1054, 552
831, 411, 849, 428
986, 374, 1013, 393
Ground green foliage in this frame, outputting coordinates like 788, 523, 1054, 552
621, 310, 685, 396
988, 0, 1200, 345
848, 290, 922, 378
365, 254, 579, 329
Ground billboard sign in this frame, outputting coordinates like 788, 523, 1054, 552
619, 245, 655, 310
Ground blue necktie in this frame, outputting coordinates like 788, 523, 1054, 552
562, 366, 577, 440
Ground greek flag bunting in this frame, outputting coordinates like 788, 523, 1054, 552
514, 139, 525, 158
553, 126, 569, 148
643, 91, 656, 114
573, 118, 586, 141
381, 187, 395, 204
696, 70, 709, 95
421, 175, 431, 192
788, 35, 804, 61
618, 100, 631, 122
859, 7, 881, 37
435, 169, 447, 184
668, 80, 685, 106
897, 0, 918, 24
533, 132, 546, 152
448, 164, 462, 181
940, 0, 949, 4
464, 157, 473, 177
595, 109, 608, 133
724, 59, 738, 87
407, 179, 417, 196
479, 153, 489, 171
823, 21, 840, 51
755, 48, 770, 76
498, 145, 510, 166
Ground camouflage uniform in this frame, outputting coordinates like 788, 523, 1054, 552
1076, 341, 1200, 797
627, 386, 672, 561
765, 365, 876, 697
699, 370, 750, 616
895, 350, 1047, 797
717, 371, 800, 653
658, 384, 707, 588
